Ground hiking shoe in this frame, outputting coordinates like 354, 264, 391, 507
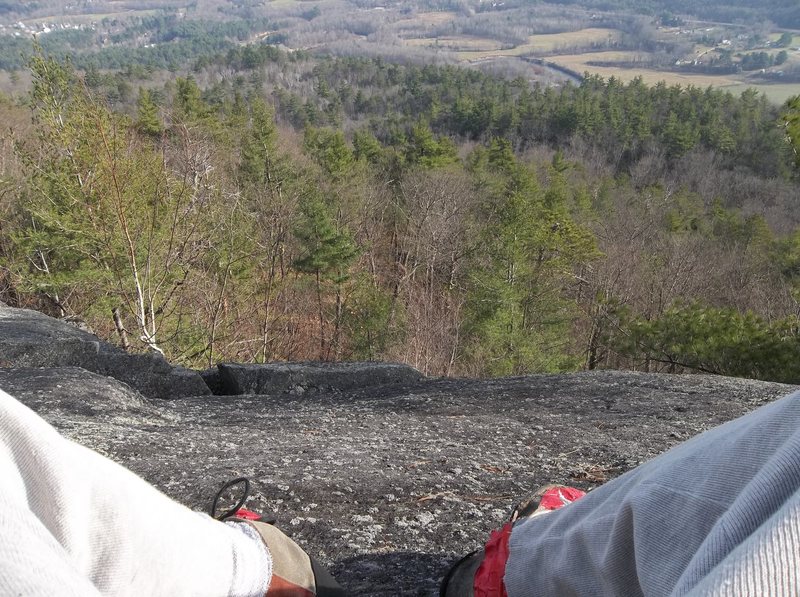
440, 485, 586, 597
212, 477, 347, 597
440, 550, 484, 597
210, 477, 277, 524
510, 484, 586, 523
246, 521, 346, 597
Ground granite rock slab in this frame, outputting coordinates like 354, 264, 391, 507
0, 305, 209, 399
2, 365, 795, 595
215, 361, 426, 395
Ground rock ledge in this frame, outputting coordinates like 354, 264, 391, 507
0, 305, 797, 595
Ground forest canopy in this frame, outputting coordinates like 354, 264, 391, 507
1, 47, 800, 383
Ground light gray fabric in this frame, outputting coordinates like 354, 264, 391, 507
0, 389, 271, 596
505, 390, 800, 597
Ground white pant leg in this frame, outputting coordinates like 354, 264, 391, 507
505, 391, 800, 597
0, 389, 271, 597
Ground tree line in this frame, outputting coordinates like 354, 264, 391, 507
0, 15, 277, 71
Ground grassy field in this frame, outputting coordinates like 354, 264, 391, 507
445, 27, 621, 60
522, 28, 621, 53
770, 33, 800, 47
22, 10, 161, 25
405, 36, 505, 52
724, 83, 799, 104
548, 51, 739, 86
548, 52, 799, 104
400, 11, 458, 27
399, 23, 799, 104
402, 27, 620, 59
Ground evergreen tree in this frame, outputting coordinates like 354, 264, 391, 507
352, 128, 384, 164
303, 127, 353, 180
237, 95, 298, 363
405, 123, 458, 169
615, 302, 800, 383
292, 196, 359, 358
462, 142, 597, 375
240, 97, 278, 184
136, 88, 162, 136
174, 76, 206, 120
778, 32, 794, 47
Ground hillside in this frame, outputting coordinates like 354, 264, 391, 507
2, 51, 800, 382
1, 0, 799, 101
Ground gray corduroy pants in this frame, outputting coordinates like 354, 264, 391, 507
505, 390, 800, 597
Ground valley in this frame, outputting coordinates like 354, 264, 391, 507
0, 0, 798, 103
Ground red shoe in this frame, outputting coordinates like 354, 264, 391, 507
440, 485, 586, 597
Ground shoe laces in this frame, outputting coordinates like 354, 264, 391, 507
211, 477, 252, 520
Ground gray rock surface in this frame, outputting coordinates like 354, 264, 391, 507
216, 361, 426, 395
88, 353, 212, 401
0, 367, 175, 427
0, 305, 209, 399
0, 306, 111, 346
2, 365, 795, 596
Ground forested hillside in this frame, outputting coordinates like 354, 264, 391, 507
1, 47, 799, 382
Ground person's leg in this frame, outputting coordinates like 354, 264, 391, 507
0, 388, 271, 596
504, 390, 800, 597
684, 494, 800, 596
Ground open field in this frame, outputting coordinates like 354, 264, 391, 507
394, 18, 800, 104
21, 10, 161, 25
402, 26, 800, 105
405, 36, 505, 52
770, 33, 800, 46
402, 11, 458, 26
724, 83, 799, 104
521, 28, 621, 53
443, 27, 621, 60
548, 51, 739, 86
548, 52, 800, 104
782, 49, 800, 67
402, 27, 620, 59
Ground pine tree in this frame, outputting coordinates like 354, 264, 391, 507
136, 88, 162, 137
463, 144, 597, 375
237, 96, 298, 363
405, 123, 458, 169
174, 77, 206, 120
778, 32, 794, 47
303, 127, 353, 180
240, 97, 278, 184
352, 128, 384, 164
292, 196, 359, 358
